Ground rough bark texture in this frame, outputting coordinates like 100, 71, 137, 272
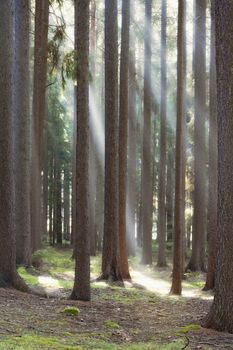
0, 1, 29, 292
157, 0, 167, 267
141, 0, 153, 265
101, 0, 123, 282
203, 0, 217, 291
14, 0, 32, 266
31, 0, 49, 252
127, 13, 137, 257
204, 1, 233, 333
71, 0, 91, 301
187, 0, 207, 272
89, 0, 97, 256
166, 143, 174, 243
170, 0, 186, 295
119, 0, 131, 280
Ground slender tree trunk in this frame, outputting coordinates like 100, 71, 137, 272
170, 0, 186, 295
141, 0, 153, 265
101, 0, 123, 282
204, 0, 233, 332
89, 0, 97, 256
203, 0, 217, 292
127, 19, 137, 257
31, 0, 49, 252
166, 143, 174, 244
187, 0, 207, 272
157, 0, 168, 267
64, 168, 70, 242
14, 0, 32, 266
71, 0, 91, 301
119, 0, 131, 280
0, 1, 29, 291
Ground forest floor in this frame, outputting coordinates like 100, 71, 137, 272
0, 247, 232, 350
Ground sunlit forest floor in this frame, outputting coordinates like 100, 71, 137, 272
0, 247, 232, 349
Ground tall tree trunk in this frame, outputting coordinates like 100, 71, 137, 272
127, 17, 137, 257
187, 0, 207, 272
157, 0, 168, 267
89, 0, 97, 256
0, 1, 29, 291
170, 0, 186, 295
203, 0, 217, 292
204, 0, 233, 332
101, 0, 123, 282
64, 168, 70, 242
31, 0, 49, 252
71, 0, 91, 301
166, 142, 174, 244
14, 0, 32, 266
141, 0, 153, 265
119, 0, 131, 280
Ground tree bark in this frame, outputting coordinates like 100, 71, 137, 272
101, 0, 123, 282
119, 0, 131, 280
14, 0, 32, 266
0, 0, 29, 292
203, 0, 217, 292
170, 0, 186, 295
157, 0, 168, 267
141, 0, 153, 265
71, 0, 91, 301
31, 0, 49, 252
187, 0, 207, 272
204, 0, 233, 332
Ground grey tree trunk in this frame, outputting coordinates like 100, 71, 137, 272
14, 0, 32, 266
157, 0, 168, 267
204, 0, 233, 332
71, 0, 91, 301
141, 0, 153, 265
170, 0, 186, 295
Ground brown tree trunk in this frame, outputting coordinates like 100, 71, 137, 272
170, 0, 186, 295
127, 25, 137, 258
203, 0, 217, 292
71, 0, 91, 301
118, 0, 131, 280
166, 143, 174, 244
101, 0, 123, 282
187, 0, 207, 272
157, 0, 168, 267
0, 1, 29, 292
141, 0, 153, 265
204, 0, 233, 332
14, 0, 32, 266
31, 0, 49, 252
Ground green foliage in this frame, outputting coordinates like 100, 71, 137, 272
17, 267, 39, 287
104, 320, 120, 329
63, 306, 80, 316
177, 323, 201, 335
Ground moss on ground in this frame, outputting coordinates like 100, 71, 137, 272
0, 333, 187, 350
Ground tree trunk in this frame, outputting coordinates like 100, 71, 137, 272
203, 0, 217, 292
101, 0, 123, 282
127, 25, 137, 258
204, 0, 233, 332
141, 0, 153, 265
118, 0, 131, 280
71, 0, 91, 301
31, 0, 49, 252
187, 0, 207, 272
170, 0, 186, 295
157, 0, 168, 267
14, 0, 32, 266
0, 1, 29, 292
